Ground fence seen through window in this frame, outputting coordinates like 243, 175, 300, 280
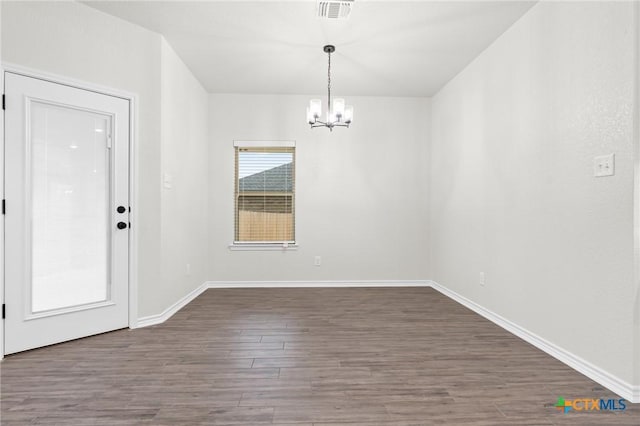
234, 146, 295, 243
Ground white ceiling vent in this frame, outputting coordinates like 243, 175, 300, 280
317, 0, 354, 19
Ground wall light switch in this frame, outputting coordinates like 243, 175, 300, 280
163, 172, 173, 189
594, 154, 615, 177
314, 256, 321, 266
479, 272, 485, 287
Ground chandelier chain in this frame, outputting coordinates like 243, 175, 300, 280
327, 50, 331, 115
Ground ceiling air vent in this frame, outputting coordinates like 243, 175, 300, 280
317, 0, 354, 19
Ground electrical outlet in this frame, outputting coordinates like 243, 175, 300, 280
480, 272, 485, 287
594, 154, 615, 177
314, 256, 321, 266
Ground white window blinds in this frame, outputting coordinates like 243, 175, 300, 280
234, 143, 295, 243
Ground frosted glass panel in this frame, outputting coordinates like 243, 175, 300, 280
30, 101, 111, 313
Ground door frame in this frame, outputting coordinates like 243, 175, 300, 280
1, 63, 140, 359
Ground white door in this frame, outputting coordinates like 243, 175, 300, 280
4, 72, 130, 354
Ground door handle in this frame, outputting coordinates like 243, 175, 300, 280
116, 206, 127, 214
117, 222, 128, 230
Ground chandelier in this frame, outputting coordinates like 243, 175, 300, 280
307, 45, 353, 131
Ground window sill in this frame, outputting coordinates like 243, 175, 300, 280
228, 243, 299, 251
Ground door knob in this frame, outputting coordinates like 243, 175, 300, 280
116, 206, 126, 214
117, 222, 128, 230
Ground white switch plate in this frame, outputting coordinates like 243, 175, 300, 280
314, 256, 321, 266
594, 154, 615, 177
163, 172, 173, 189
479, 272, 485, 287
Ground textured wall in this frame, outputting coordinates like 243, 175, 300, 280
431, 1, 636, 384
1, 1, 163, 318
208, 94, 430, 282
159, 38, 210, 315
1, 2, 212, 319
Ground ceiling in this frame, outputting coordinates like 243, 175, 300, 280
85, 1, 536, 97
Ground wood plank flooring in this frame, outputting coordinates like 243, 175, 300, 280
1, 287, 639, 425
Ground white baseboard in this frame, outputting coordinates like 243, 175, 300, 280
134, 280, 428, 328
206, 280, 430, 288
132, 278, 638, 403
429, 280, 639, 404
135, 282, 208, 328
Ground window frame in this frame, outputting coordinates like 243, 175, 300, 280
230, 140, 297, 250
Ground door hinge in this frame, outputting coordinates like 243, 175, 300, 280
2, 94, 5, 110
2, 304, 5, 319
2, 199, 5, 215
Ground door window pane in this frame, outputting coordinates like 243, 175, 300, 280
30, 101, 111, 313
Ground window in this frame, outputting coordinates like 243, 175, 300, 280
233, 141, 295, 246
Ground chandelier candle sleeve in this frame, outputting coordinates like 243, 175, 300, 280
308, 45, 353, 131
344, 105, 353, 123
333, 98, 345, 117
310, 99, 322, 118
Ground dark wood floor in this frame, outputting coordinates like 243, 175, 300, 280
1, 287, 638, 425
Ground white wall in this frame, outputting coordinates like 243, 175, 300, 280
1, 1, 208, 319
209, 94, 430, 282
4, 1, 637, 397
430, 1, 637, 388
1, 1, 159, 319
159, 38, 209, 314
